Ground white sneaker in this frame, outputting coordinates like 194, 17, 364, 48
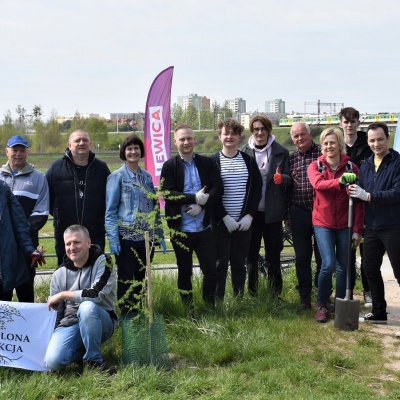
363, 291, 372, 308
396, 331, 400, 337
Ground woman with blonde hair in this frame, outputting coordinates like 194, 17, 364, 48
307, 128, 364, 323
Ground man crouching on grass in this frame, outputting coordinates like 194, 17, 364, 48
45, 225, 118, 371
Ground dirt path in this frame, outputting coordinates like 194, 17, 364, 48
359, 255, 400, 373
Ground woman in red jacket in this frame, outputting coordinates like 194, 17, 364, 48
307, 127, 364, 323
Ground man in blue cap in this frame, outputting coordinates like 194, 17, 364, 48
0, 135, 49, 302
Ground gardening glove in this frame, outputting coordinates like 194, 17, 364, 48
273, 167, 282, 185
339, 172, 357, 185
348, 184, 370, 202
110, 245, 121, 256
159, 239, 167, 254
195, 186, 209, 205
238, 214, 253, 231
186, 204, 202, 216
223, 215, 239, 233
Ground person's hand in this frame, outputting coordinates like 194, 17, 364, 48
47, 293, 63, 311
159, 239, 167, 254
195, 186, 209, 205
238, 215, 253, 231
29, 248, 46, 268
186, 204, 202, 216
339, 172, 357, 185
352, 232, 362, 248
348, 184, 370, 201
223, 215, 239, 233
110, 245, 121, 256
273, 167, 282, 185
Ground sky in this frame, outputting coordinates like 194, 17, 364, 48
1, 0, 399, 121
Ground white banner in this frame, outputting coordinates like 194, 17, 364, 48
0, 301, 56, 371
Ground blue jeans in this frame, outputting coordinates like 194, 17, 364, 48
314, 226, 348, 305
45, 302, 115, 370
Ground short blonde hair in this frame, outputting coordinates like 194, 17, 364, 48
320, 127, 345, 155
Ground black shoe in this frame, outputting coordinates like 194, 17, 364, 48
362, 312, 387, 324
299, 293, 312, 310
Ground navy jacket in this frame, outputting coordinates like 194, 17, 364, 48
359, 149, 400, 230
46, 149, 110, 237
0, 181, 35, 292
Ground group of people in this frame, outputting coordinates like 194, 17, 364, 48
288, 107, 400, 326
1, 106, 399, 370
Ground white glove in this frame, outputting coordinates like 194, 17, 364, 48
348, 184, 370, 202
238, 214, 253, 231
195, 186, 209, 205
223, 215, 239, 233
186, 204, 202, 216
259, 168, 267, 178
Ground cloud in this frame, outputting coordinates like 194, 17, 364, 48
0, 0, 399, 118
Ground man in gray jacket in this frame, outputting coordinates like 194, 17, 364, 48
1, 135, 49, 302
45, 225, 117, 371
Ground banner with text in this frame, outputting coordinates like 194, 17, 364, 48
0, 302, 56, 371
144, 66, 174, 186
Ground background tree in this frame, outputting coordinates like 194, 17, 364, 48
42, 110, 63, 152
15, 104, 27, 134
0, 110, 16, 148
86, 118, 109, 151
31, 104, 44, 153
171, 103, 184, 128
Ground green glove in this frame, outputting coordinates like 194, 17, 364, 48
339, 172, 357, 184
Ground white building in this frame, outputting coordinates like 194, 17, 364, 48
227, 98, 246, 113
265, 99, 285, 114
177, 94, 210, 111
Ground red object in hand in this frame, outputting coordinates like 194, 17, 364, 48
29, 246, 46, 268
273, 166, 282, 185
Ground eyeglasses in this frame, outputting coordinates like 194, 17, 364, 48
253, 127, 267, 133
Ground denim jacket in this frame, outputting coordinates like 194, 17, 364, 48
105, 164, 163, 247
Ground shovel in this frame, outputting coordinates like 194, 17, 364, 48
334, 196, 360, 331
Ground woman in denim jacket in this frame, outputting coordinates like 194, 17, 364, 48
105, 135, 166, 316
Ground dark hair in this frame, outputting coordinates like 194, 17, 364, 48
119, 134, 145, 160
249, 115, 272, 134
339, 107, 360, 121
368, 122, 389, 138
218, 118, 244, 135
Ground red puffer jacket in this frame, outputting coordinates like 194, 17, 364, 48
307, 154, 364, 234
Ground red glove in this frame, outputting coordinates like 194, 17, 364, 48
29, 246, 46, 268
273, 167, 282, 185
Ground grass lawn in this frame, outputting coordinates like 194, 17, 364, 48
1, 268, 399, 399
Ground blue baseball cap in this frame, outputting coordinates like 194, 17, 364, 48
7, 135, 29, 148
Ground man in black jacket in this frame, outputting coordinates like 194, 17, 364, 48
46, 130, 110, 265
339, 107, 373, 307
160, 124, 223, 309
